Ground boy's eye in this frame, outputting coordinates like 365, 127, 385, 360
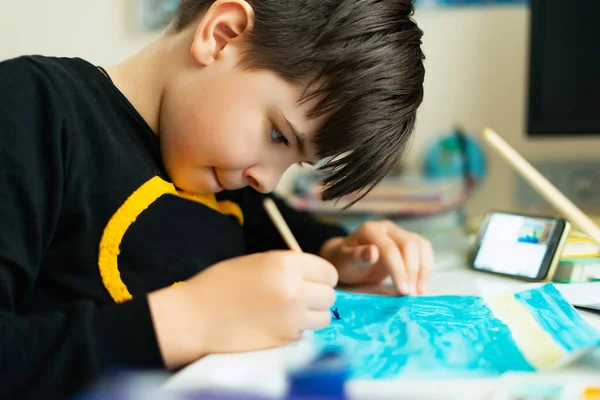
270, 127, 290, 147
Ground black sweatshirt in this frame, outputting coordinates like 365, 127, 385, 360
0, 55, 346, 399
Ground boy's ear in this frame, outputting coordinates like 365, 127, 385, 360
190, 0, 254, 66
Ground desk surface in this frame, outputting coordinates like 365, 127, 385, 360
165, 266, 600, 400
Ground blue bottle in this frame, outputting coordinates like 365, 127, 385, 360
73, 349, 349, 400
286, 349, 349, 400
183, 350, 349, 400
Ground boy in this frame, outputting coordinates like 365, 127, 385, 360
0, 0, 429, 398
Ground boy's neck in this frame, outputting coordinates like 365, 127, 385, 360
104, 32, 190, 135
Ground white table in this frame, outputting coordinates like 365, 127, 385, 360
165, 266, 600, 400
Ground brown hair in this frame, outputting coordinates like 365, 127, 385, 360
171, 0, 425, 203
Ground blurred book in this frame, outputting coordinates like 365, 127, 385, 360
289, 173, 468, 217
314, 209, 465, 238
551, 224, 600, 283
561, 233, 600, 258
288, 173, 473, 267
299, 175, 465, 203
553, 256, 600, 284
562, 238, 600, 258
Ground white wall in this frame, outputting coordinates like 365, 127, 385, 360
410, 6, 599, 217
2, 2, 598, 217
0, 0, 158, 65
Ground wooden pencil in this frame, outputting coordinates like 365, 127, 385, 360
482, 127, 600, 246
263, 197, 303, 252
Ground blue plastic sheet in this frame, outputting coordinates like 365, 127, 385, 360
314, 284, 600, 379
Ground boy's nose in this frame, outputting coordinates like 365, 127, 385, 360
244, 168, 281, 194
246, 175, 263, 192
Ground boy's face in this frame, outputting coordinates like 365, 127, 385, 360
158, 1, 324, 195
160, 59, 323, 195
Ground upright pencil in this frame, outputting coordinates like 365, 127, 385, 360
482, 127, 600, 246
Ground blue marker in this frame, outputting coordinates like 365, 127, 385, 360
287, 349, 349, 400
331, 308, 341, 320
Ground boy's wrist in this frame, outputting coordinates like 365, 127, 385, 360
147, 283, 208, 369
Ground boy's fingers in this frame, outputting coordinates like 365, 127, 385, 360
390, 231, 420, 295
299, 254, 339, 287
358, 244, 379, 265
338, 244, 379, 267
378, 237, 410, 295
302, 282, 337, 311
417, 239, 434, 294
303, 310, 333, 331
390, 230, 433, 294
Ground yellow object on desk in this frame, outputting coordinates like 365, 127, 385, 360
584, 386, 600, 400
562, 237, 600, 258
555, 234, 600, 283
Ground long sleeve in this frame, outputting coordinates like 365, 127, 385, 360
0, 58, 163, 399
241, 189, 347, 255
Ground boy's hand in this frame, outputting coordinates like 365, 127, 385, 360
319, 221, 434, 296
148, 251, 338, 369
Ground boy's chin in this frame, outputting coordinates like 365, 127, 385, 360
171, 179, 221, 196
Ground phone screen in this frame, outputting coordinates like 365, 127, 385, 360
472, 213, 567, 280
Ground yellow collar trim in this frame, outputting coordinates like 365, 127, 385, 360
98, 176, 243, 303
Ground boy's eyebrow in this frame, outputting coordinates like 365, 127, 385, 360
283, 116, 308, 157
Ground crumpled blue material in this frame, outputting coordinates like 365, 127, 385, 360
314, 284, 600, 379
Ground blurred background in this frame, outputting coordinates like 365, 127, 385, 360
1, 0, 599, 231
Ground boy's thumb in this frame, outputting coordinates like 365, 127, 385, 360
339, 244, 379, 268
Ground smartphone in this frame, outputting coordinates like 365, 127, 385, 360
470, 211, 571, 282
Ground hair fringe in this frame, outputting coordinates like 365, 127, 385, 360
171, 0, 425, 204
